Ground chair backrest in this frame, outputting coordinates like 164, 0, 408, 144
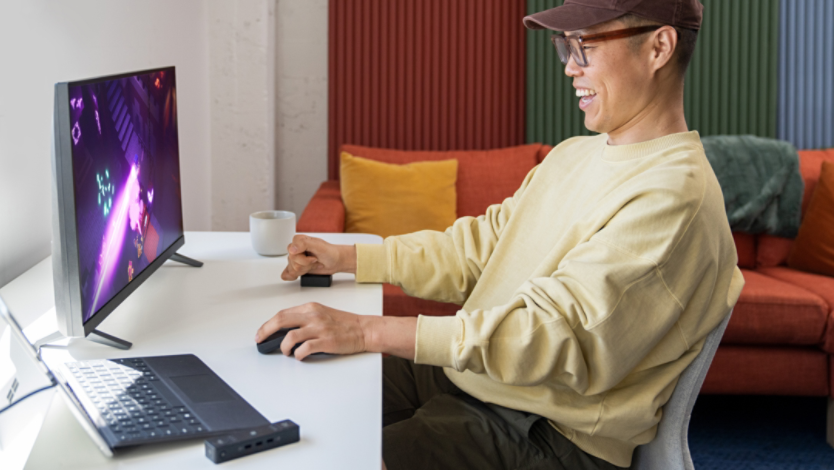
631, 309, 733, 470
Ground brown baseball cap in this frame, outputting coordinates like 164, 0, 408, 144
523, 0, 704, 32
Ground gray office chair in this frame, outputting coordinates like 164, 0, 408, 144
631, 309, 733, 470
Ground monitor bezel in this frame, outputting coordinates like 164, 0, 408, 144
52, 66, 186, 338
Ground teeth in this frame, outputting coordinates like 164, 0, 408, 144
575, 88, 597, 97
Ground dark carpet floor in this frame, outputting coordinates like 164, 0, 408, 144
689, 395, 834, 470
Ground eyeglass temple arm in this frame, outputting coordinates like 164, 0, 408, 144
572, 25, 663, 44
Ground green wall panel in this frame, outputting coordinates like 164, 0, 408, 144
526, 0, 780, 145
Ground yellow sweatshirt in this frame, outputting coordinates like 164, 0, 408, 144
356, 131, 744, 467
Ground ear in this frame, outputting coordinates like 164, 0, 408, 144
648, 25, 678, 74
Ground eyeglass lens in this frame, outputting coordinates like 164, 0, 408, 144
551, 35, 588, 67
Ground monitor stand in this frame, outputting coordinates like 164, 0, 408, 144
34, 329, 133, 351
170, 252, 203, 267
88, 329, 132, 350
34, 252, 204, 352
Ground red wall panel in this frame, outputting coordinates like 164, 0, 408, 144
328, 0, 527, 179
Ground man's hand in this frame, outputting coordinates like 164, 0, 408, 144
282, 235, 356, 281
255, 302, 418, 361
256, 303, 368, 360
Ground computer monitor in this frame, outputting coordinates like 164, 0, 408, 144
51, 67, 200, 349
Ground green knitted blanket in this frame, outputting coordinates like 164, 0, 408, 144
701, 135, 804, 238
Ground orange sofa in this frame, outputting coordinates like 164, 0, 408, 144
298, 144, 834, 403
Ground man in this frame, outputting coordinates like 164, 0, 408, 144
256, 0, 744, 468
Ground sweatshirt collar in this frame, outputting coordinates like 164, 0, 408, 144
602, 131, 702, 162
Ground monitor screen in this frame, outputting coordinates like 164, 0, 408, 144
67, 68, 183, 323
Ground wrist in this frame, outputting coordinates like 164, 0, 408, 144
357, 315, 417, 360
359, 315, 381, 353
339, 244, 357, 274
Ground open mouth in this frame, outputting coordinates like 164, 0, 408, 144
576, 88, 597, 110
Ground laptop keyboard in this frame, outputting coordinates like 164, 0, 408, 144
65, 358, 207, 444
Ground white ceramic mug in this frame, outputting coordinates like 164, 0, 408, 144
250, 210, 296, 256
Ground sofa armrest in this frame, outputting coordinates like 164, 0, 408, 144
297, 181, 345, 233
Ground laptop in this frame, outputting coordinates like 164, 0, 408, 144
0, 296, 269, 457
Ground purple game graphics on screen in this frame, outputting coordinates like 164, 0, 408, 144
69, 69, 183, 323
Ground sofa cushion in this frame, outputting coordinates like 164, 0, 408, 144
341, 144, 540, 218
297, 181, 345, 233
788, 161, 834, 277
537, 144, 554, 163
758, 266, 834, 354
797, 149, 834, 216
383, 284, 459, 317
732, 232, 756, 268
723, 269, 828, 346
752, 150, 834, 267
701, 345, 829, 396
756, 234, 794, 267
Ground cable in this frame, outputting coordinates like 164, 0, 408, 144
0, 383, 57, 415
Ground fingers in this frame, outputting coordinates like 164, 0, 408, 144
290, 252, 318, 268
286, 234, 308, 255
282, 235, 324, 281
281, 252, 318, 280
257, 303, 365, 360
287, 234, 319, 256
292, 339, 326, 361
283, 236, 345, 281
281, 325, 321, 356
255, 304, 311, 343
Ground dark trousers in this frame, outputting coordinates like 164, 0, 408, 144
382, 357, 628, 470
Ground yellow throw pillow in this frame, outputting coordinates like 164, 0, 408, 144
340, 152, 457, 238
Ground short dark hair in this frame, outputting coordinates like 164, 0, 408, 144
617, 14, 699, 77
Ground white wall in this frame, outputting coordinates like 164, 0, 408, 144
0, 0, 330, 288
207, 0, 330, 225
208, 0, 278, 231
0, 0, 211, 288
275, 0, 329, 216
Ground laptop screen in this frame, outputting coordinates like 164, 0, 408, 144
0, 298, 113, 456
0, 306, 56, 447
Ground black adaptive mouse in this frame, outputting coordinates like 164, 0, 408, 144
257, 328, 325, 356
257, 327, 300, 354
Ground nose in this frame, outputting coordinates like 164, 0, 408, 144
564, 54, 582, 78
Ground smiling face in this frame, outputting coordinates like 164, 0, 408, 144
564, 20, 670, 136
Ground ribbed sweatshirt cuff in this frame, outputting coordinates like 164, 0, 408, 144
355, 243, 389, 283
414, 314, 462, 369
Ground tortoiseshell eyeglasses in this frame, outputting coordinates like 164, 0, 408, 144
551, 25, 664, 67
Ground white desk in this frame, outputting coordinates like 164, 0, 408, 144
1, 232, 383, 470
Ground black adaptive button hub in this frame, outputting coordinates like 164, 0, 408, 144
205, 420, 300, 464
300, 273, 332, 287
